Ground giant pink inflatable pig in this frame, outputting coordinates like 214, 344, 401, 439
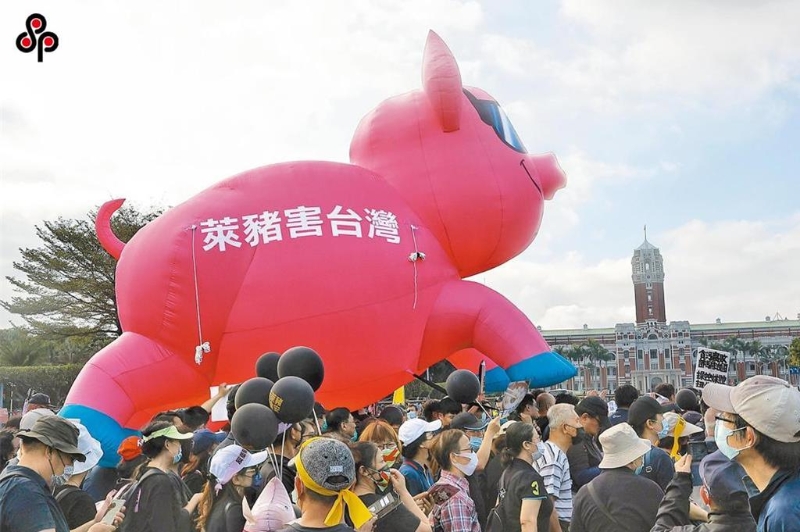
62, 31, 576, 465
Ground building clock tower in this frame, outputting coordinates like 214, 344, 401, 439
632, 227, 667, 325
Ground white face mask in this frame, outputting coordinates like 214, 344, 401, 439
453, 451, 479, 476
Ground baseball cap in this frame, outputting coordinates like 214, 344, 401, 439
17, 416, 86, 461
29, 393, 52, 406
209, 444, 268, 490
192, 429, 227, 455
398, 418, 442, 446
118, 435, 143, 461
576, 396, 610, 430
69, 421, 103, 475
702, 376, 800, 443
450, 412, 488, 432
627, 396, 668, 428
292, 437, 372, 528
598, 423, 651, 469
700, 450, 749, 510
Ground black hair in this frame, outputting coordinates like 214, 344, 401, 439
3, 416, 22, 431
501, 422, 534, 468
140, 420, 178, 459
614, 384, 640, 408
325, 408, 352, 432
181, 406, 210, 430
401, 433, 428, 460
151, 410, 183, 425
226, 384, 241, 421
0, 430, 15, 472
735, 415, 800, 470
422, 400, 441, 422
378, 406, 404, 427
654, 383, 675, 400
515, 394, 535, 414
555, 393, 579, 406
439, 397, 462, 416
116, 454, 148, 480
350, 441, 380, 473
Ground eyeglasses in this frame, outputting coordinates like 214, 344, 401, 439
376, 442, 397, 451
714, 415, 736, 424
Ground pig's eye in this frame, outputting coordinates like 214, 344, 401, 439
464, 89, 527, 154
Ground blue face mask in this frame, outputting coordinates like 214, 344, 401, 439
469, 436, 483, 452
172, 446, 183, 465
351, 430, 358, 442
407, 412, 418, 420
635, 462, 644, 475
657, 418, 670, 440
714, 420, 749, 460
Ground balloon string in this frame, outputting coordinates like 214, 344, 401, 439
312, 409, 323, 435
410, 225, 422, 309
190, 226, 206, 364
278, 429, 287, 481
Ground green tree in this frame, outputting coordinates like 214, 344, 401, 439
1, 204, 161, 344
0, 328, 47, 366
789, 338, 800, 368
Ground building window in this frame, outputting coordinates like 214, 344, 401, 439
680, 362, 686, 374
647, 293, 652, 302
646, 282, 652, 289
665, 357, 672, 369
678, 348, 684, 358
623, 350, 630, 359
648, 307, 654, 316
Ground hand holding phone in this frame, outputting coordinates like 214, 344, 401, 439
101, 498, 125, 525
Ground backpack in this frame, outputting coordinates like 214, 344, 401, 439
117, 468, 166, 531
484, 469, 509, 532
54, 484, 82, 503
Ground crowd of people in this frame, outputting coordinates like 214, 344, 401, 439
1, 375, 799, 532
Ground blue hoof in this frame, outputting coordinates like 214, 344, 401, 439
59, 405, 140, 468
505, 352, 578, 387
484, 366, 511, 393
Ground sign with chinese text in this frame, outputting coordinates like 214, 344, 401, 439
694, 348, 730, 388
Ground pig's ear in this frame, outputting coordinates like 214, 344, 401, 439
422, 30, 462, 132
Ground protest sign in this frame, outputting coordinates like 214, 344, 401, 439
694, 348, 730, 388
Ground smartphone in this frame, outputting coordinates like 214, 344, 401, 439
428, 483, 459, 505
366, 491, 402, 520
101, 498, 125, 525
687, 441, 709, 462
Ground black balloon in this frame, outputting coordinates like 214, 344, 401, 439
277, 346, 325, 391
255, 352, 281, 381
445, 369, 481, 404
269, 376, 315, 423
235, 377, 274, 409
231, 403, 279, 450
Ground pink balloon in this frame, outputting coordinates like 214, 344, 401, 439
62, 31, 575, 466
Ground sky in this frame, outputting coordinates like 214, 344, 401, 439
1, 0, 799, 331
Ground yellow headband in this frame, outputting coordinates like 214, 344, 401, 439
294, 438, 372, 528
670, 417, 686, 459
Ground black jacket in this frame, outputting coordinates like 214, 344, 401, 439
571, 467, 664, 532
650, 472, 756, 532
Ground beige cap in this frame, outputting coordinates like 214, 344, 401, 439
663, 412, 702, 438
598, 423, 651, 469
496, 420, 518, 436
703, 376, 800, 443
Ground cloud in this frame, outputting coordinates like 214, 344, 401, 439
480, 213, 800, 329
